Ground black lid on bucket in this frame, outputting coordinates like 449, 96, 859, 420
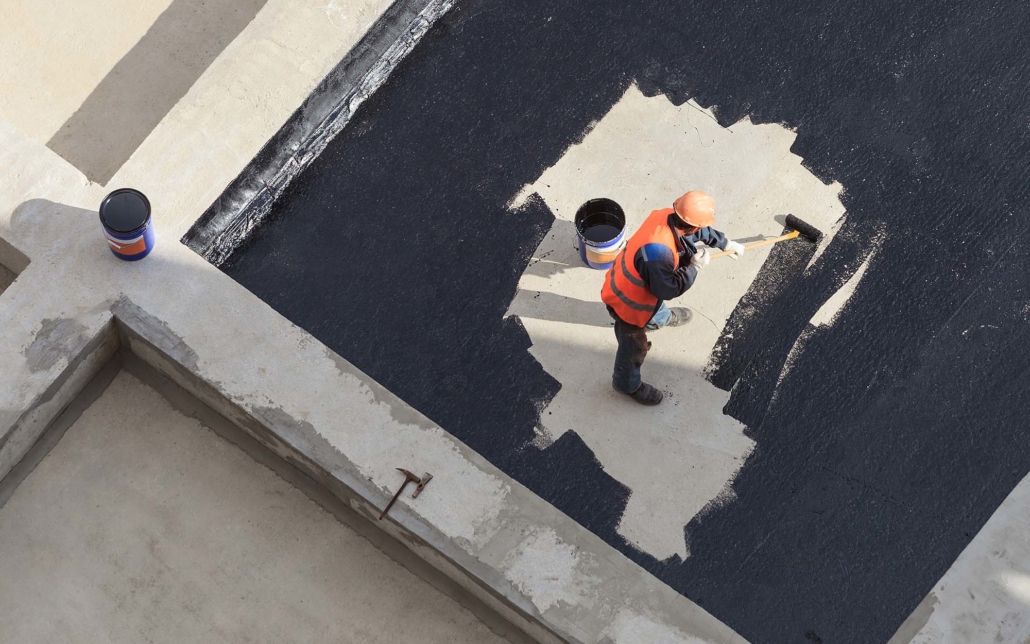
100, 189, 151, 234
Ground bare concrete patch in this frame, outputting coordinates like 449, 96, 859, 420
23, 318, 90, 372
508, 84, 845, 561
502, 528, 600, 614
809, 245, 878, 328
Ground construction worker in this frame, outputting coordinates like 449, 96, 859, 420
601, 191, 745, 405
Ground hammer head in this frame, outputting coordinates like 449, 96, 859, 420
395, 468, 432, 498
396, 468, 422, 483
413, 473, 432, 498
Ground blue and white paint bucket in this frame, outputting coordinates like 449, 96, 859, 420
99, 188, 154, 261
575, 198, 627, 270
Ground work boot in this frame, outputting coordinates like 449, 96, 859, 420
664, 307, 692, 327
614, 382, 664, 405
647, 307, 692, 330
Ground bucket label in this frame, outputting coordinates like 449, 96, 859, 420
584, 238, 627, 266
105, 230, 147, 256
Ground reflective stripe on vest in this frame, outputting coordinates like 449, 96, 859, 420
600, 208, 680, 326
606, 263, 655, 312
619, 252, 646, 288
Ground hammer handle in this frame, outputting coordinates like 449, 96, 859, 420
709, 230, 799, 259
379, 480, 411, 520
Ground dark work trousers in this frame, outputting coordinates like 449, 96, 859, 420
608, 307, 651, 394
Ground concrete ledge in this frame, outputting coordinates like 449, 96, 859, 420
0, 299, 551, 640
109, 296, 569, 644
0, 343, 122, 511
1, 295, 748, 644
1, 359, 530, 643
117, 350, 535, 644
0, 315, 118, 481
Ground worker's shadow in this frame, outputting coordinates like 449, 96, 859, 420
507, 289, 612, 328
9, 199, 97, 253
508, 218, 613, 327
521, 218, 581, 280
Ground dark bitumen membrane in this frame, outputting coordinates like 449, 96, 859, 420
214, 1, 1030, 642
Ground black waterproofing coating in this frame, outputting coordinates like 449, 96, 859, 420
216, 2, 1030, 642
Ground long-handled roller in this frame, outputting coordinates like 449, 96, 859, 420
710, 214, 824, 259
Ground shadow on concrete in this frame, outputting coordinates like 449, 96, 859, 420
733, 234, 773, 244
508, 290, 613, 328
0, 224, 32, 297
0, 265, 15, 295
521, 219, 582, 280
7, 199, 183, 282
46, 0, 269, 185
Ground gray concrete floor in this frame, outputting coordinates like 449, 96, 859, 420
0, 370, 512, 644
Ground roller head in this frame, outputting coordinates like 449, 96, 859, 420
785, 214, 824, 243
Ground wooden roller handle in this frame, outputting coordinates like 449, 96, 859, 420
709, 230, 800, 259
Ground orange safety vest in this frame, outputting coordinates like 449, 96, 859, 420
601, 208, 679, 327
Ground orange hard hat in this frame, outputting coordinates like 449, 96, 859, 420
673, 191, 716, 228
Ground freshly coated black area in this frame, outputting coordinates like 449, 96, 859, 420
221, 1, 1030, 642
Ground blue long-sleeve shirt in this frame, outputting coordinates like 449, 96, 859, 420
633, 214, 729, 302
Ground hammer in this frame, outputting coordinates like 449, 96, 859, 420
379, 468, 432, 520
710, 214, 824, 259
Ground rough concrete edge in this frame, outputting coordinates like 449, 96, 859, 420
0, 353, 122, 510
0, 315, 119, 482
108, 297, 566, 644
181, 0, 455, 265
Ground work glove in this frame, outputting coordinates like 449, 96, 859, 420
724, 240, 746, 260
689, 247, 711, 270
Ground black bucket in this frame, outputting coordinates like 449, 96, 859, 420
99, 188, 155, 261
574, 198, 627, 270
